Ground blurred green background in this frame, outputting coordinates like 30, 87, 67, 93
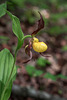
7, 0, 67, 36
1, 0, 67, 36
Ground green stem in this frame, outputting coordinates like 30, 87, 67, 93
1, 49, 17, 100
22, 35, 32, 41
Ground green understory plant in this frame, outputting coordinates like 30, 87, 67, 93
61, 45, 67, 52
36, 57, 51, 67
0, 36, 10, 44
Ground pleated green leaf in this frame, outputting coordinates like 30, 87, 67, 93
0, 49, 17, 100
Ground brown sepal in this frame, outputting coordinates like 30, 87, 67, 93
31, 11, 44, 36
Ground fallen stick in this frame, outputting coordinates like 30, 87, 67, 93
12, 84, 66, 100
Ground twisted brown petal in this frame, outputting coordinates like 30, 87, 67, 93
40, 52, 51, 58
23, 40, 32, 63
22, 51, 32, 63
